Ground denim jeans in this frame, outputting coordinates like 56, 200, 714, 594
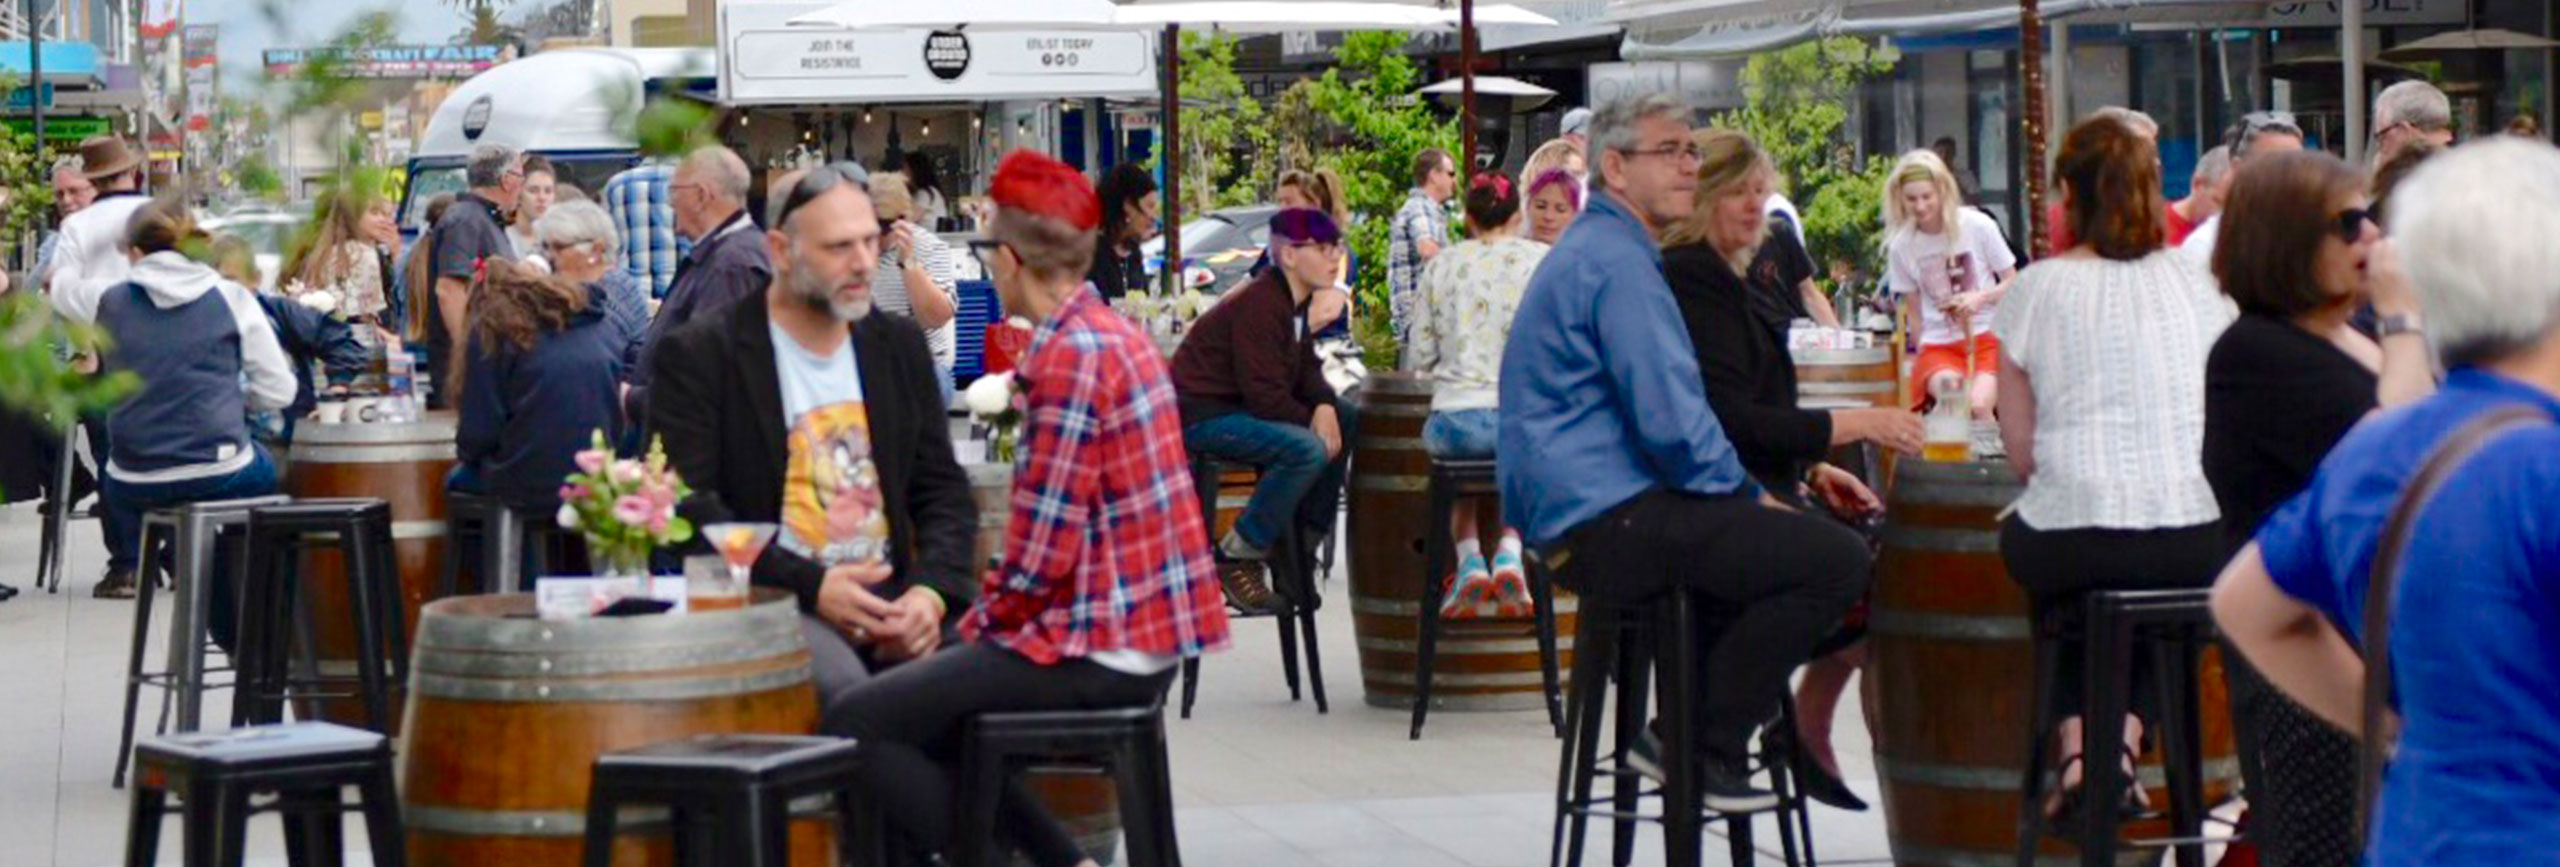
101, 445, 280, 650
1422, 408, 1498, 460
1183, 397, 1361, 551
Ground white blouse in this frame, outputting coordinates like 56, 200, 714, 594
1993, 251, 2233, 531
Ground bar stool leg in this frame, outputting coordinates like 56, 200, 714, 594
1178, 658, 1200, 720
1660, 594, 1702, 867
115, 521, 170, 789
374, 521, 412, 690
342, 530, 394, 732
1530, 559, 1564, 737
740, 789, 789, 867
579, 780, 620, 867
172, 514, 217, 732
1411, 472, 1455, 740
955, 740, 1006, 867
2015, 615, 2066, 867
210, 779, 252, 867
2078, 596, 2131, 867
359, 763, 406, 867
1610, 622, 1653, 867
1286, 526, 1328, 714
41, 428, 79, 594
125, 778, 168, 867
1114, 739, 1172, 867
2153, 632, 2206, 867
1552, 612, 1611, 867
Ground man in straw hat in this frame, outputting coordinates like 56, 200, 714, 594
47, 137, 151, 326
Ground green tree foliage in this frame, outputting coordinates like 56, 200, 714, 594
0, 293, 138, 436
0, 75, 56, 259
1153, 31, 1271, 215
1712, 37, 1900, 284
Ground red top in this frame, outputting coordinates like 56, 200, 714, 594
959, 288, 1231, 664
2164, 200, 2203, 247
2046, 200, 2197, 253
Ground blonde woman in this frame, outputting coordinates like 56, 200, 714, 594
1521, 138, 1587, 188
281, 187, 396, 327
1662, 128, 1922, 812
1882, 148, 2017, 426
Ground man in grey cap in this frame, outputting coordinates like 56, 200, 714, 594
1560, 106, 1592, 154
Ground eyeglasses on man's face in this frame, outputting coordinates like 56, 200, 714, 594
1619, 142, 1704, 164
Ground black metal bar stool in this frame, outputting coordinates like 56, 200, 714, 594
949, 703, 1182, 867
234, 499, 406, 732
1551, 589, 1818, 867
116, 495, 293, 788
2013, 588, 2234, 867
1410, 456, 1562, 740
33, 423, 96, 594
1178, 455, 1326, 718
583, 734, 861, 867
440, 492, 523, 597
124, 721, 405, 867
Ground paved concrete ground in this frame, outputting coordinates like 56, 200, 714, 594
0, 501, 1896, 867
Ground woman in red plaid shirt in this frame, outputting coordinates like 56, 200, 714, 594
830, 151, 1231, 867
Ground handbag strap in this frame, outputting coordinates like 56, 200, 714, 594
2358, 404, 2553, 833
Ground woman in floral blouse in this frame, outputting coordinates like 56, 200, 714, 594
280, 187, 394, 330
1406, 172, 1547, 619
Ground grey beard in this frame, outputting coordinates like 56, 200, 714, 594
786, 265, 870, 323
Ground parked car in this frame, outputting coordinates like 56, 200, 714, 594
202, 207, 307, 292
1141, 205, 1278, 296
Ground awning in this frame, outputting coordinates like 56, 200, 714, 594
1610, 0, 2272, 60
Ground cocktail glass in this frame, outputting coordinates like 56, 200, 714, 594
696, 523, 777, 611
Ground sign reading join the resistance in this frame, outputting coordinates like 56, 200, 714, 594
719, 1, 1158, 105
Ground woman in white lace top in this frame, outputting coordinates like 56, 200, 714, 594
1992, 116, 2234, 824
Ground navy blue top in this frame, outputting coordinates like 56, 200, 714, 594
455, 284, 629, 514
2255, 368, 2560, 865
1496, 191, 1760, 548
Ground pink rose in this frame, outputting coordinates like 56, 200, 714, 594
612, 462, 646, 486
559, 483, 590, 503
647, 512, 671, 535
644, 483, 678, 510
612, 495, 652, 527
574, 450, 608, 474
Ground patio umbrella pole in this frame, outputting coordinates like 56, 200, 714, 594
1461, 0, 1477, 173
2020, 0, 2048, 256
2342, 0, 2366, 164
1162, 22, 1184, 296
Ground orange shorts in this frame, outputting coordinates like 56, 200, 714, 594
1912, 335, 2002, 409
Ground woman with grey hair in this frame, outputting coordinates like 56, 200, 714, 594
534, 198, 647, 370
2212, 138, 2560, 864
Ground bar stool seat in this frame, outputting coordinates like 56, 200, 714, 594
584, 734, 861, 867
1411, 456, 1563, 740
114, 495, 292, 788
1178, 455, 1326, 718
235, 499, 406, 733
2014, 588, 2238, 867
124, 721, 405, 867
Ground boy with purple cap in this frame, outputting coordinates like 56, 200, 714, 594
1170, 208, 1360, 613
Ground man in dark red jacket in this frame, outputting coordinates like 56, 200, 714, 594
1170, 208, 1358, 613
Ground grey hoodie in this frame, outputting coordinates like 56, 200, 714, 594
94, 251, 297, 484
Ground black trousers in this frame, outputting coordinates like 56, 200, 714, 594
1998, 517, 2223, 723
827, 641, 1174, 867
2222, 644, 2362, 867
1550, 489, 1871, 760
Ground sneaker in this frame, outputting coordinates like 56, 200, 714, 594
1626, 728, 1669, 784
1219, 561, 1279, 615
1700, 753, 1783, 814
1440, 553, 1495, 620
1218, 529, 1271, 562
92, 569, 137, 599
1489, 548, 1531, 619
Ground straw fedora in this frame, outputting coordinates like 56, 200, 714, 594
77, 137, 142, 181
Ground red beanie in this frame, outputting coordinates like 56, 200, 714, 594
990, 150, 1101, 232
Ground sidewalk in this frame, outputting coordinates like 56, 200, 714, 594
0, 502, 1892, 866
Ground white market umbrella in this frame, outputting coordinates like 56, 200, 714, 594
1418, 74, 1557, 113
784, 0, 1120, 29
1113, 2, 1556, 31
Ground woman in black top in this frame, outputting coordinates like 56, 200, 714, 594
1662, 129, 1924, 810
2202, 149, 2434, 867
1088, 163, 1158, 300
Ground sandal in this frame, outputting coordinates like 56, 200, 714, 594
2044, 745, 2152, 828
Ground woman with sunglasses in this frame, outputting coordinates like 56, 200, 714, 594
2201, 149, 2435, 867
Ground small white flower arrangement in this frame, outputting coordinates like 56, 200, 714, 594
963, 371, 1025, 463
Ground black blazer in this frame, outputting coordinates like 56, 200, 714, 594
1663, 243, 1833, 494
648, 294, 977, 620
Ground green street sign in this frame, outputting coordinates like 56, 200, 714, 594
3, 117, 112, 141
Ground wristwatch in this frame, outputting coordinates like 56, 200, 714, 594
2377, 312, 2425, 339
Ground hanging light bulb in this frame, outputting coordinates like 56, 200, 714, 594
863, 109, 874, 124
922, 120, 932, 137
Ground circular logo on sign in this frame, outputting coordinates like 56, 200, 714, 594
461, 95, 494, 141
923, 30, 971, 81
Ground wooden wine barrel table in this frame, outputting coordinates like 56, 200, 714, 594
1865, 460, 2238, 866
400, 590, 836, 866
1348, 372, 1575, 711
962, 459, 1124, 863
285, 413, 457, 730
1793, 345, 1900, 409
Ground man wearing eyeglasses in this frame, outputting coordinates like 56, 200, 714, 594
650, 162, 978, 704
2373, 80, 2456, 163
1171, 208, 1360, 615
2184, 111, 2306, 268
424, 143, 525, 409
624, 145, 776, 428
1389, 148, 1458, 343
1498, 93, 1869, 816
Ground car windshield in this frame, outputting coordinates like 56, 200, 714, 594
403, 167, 468, 230
214, 219, 292, 256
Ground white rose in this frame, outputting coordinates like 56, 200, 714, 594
295, 289, 340, 312
556, 503, 581, 531
963, 372, 1016, 419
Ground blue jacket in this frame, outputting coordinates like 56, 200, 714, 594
455, 283, 628, 513
96, 253, 299, 483
254, 291, 372, 425
1497, 191, 1760, 548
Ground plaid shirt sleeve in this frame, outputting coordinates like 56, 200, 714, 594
968, 331, 1113, 639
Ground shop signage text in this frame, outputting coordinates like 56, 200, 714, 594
721, 2, 1157, 104
2262, 0, 2465, 28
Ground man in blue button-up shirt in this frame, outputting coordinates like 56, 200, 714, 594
1497, 93, 1869, 812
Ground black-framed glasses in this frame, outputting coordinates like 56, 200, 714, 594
2332, 207, 2376, 242
772, 161, 873, 231
1619, 142, 1703, 164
